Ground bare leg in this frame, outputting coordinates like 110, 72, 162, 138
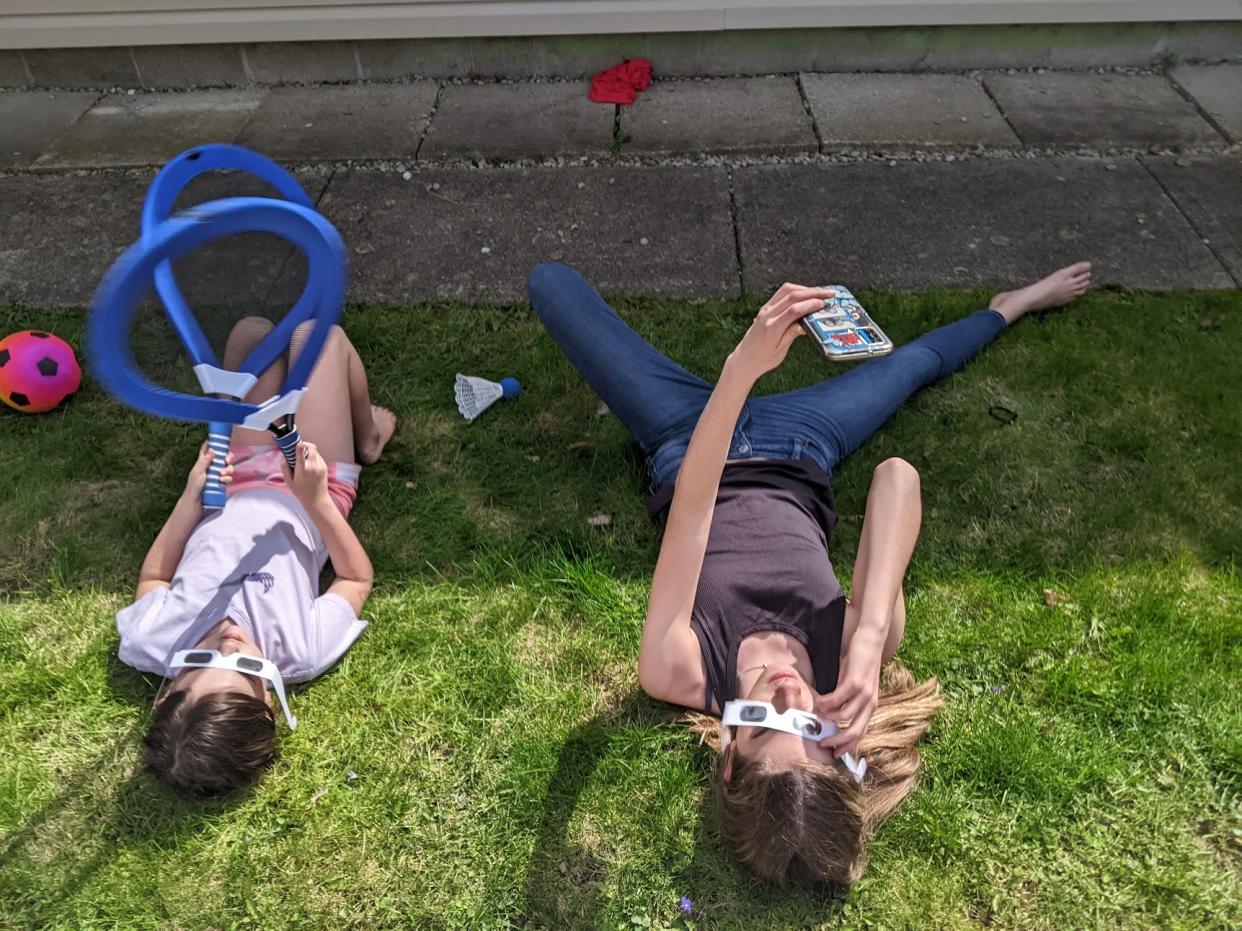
223, 316, 285, 447
989, 261, 1093, 325
288, 323, 396, 465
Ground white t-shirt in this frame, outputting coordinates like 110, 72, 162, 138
116, 488, 368, 683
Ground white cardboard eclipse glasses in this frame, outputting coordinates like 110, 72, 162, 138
168, 649, 298, 730
722, 699, 867, 783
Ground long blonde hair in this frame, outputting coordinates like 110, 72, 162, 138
689, 663, 942, 887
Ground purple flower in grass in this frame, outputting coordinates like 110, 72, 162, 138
678, 897, 694, 915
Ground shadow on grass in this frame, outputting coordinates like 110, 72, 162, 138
0, 727, 244, 923
518, 691, 664, 927
669, 781, 850, 927
516, 689, 851, 928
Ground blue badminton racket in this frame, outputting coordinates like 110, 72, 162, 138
133, 144, 325, 508
89, 155, 346, 508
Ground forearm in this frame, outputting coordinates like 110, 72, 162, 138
304, 498, 373, 586
137, 493, 203, 588
665, 359, 754, 525
853, 463, 921, 640
647, 360, 754, 629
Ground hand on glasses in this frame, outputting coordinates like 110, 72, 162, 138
722, 700, 867, 782
813, 631, 884, 758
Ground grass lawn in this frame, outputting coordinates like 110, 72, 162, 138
1, 288, 1239, 930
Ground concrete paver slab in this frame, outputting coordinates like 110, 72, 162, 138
358, 39, 472, 81
800, 73, 1018, 147
35, 90, 264, 168
1170, 64, 1242, 143
22, 47, 138, 88
734, 157, 1232, 292
0, 172, 147, 307
0, 91, 99, 168
0, 52, 29, 88
163, 169, 334, 310
242, 42, 360, 84
133, 44, 248, 89
1143, 155, 1242, 285
0, 169, 331, 309
983, 72, 1222, 147
621, 77, 815, 155
421, 82, 614, 160
237, 84, 437, 161
318, 166, 736, 302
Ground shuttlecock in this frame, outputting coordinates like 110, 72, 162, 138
454, 373, 521, 422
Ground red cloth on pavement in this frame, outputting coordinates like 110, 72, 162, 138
588, 58, 653, 105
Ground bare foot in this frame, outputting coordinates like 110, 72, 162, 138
989, 261, 1093, 324
358, 405, 397, 465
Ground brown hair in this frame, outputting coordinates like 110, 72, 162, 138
694, 663, 942, 888
143, 689, 277, 799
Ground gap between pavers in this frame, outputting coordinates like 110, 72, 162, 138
734, 157, 1233, 292
0, 90, 100, 169
983, 72, 1223, 147
34, 89, 265, 169
317, 165, 737, 303
1169, 64, 1242, 143
236, 83, 438, 161
620, 76, 816, 155
421, 81, 615, 160
800, 73, 1018, 148
170, 170, 336, 309
131, 44, 249, 90
1143, 155, 1242, 285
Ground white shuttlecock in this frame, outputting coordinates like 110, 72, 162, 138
454, 373, 522, 422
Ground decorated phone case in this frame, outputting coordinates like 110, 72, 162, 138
800, 286, 894, 362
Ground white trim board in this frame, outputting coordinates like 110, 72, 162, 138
3, 0, 1240, 50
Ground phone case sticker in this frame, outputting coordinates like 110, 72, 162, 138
807, 316, 835, 340
806, 285, 894, 361
825, 328, 863, 349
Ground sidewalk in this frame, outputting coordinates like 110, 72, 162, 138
1, 66, 1239, 306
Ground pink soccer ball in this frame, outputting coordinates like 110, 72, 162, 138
0, 330, 82, 413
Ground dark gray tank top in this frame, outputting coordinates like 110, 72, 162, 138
648, 459, 847, 712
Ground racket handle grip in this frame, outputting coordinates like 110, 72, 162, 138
273, 427, 301, 472
202, 425, 230, 510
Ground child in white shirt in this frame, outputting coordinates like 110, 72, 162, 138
116, 317, 396, 798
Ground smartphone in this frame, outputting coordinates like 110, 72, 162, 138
800, 286, 893, 362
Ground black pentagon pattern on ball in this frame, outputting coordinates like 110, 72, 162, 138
37, 356, 59, 377
10, 391, 30, 406
30, 331, 49, 338
0, 349, 9, 368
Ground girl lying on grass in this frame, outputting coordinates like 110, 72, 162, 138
528, 259, 1092, 886
116, 317, 396, 799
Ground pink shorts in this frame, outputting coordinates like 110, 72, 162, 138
227, 444, 361, 518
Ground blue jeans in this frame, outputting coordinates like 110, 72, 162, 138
527, 262, 1007, 490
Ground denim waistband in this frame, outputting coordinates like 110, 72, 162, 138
647, 431, 835, 493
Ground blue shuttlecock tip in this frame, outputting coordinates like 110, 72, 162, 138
499, 377, 522, 399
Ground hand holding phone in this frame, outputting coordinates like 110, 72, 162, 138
800, 286, 894, 362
